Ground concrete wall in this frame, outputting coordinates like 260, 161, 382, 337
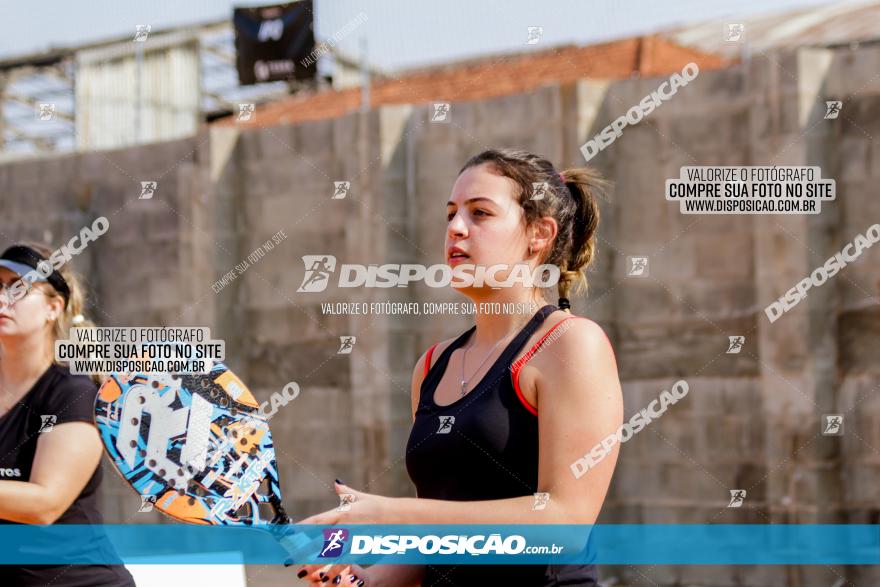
0, 44, 878, 586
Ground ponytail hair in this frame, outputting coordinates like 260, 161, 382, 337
458, 149, 609, 313
555, 167, 605, 304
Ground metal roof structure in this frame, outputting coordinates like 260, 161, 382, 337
0, 19, 350, 158
661, 0, 880, 58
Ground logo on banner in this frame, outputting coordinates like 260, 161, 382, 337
319, 528, 349, 558
258, 19, 284, 42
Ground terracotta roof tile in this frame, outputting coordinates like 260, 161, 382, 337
214, 35, 727, 127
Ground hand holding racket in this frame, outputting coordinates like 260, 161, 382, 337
93, 362, 364, 583
295, 480, 392, 584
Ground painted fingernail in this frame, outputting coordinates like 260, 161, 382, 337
319, 572, 327, 580
321, 575, 329, 582
297, 569, 307, 578
349, 575, 358, 583
332, 576, 342, 584
335, 478, 344, 485
357, 581, 364, 587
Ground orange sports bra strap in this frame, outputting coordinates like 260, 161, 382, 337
513, 316, 583, 372
424, 343, 439, 378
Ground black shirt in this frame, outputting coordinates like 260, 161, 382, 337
405, 305, 599, 586
0, 364, 135, 586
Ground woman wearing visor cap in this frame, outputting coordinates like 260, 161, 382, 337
0, 243, 134, 586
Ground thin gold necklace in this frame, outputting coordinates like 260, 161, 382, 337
459, 336, 507, 397
459, 320, 529, 397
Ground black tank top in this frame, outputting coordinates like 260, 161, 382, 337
405, 304, 599, 586
0, 364, 134, 586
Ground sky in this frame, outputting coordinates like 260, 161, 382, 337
0, 0, 844, 72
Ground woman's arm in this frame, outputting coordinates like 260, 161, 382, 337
0, 421, 102, 524
298, 327, 621, 580
302, 320, 621, 527
387, 318, 623, 525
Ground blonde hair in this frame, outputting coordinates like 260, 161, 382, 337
458, 149, 610, 312
19, 241, 104, 384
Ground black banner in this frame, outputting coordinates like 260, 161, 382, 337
233, 0, 316, 85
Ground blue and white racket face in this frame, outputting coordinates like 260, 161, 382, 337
95, 363, 288, 526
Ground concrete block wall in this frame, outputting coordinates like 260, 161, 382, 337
0, 43, 878, 586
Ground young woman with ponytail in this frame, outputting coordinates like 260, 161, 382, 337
0, 242, 134, 586
297, 149, 623, 586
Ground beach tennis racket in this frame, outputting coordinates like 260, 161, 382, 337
94, 362, 364, 580
94, 362, 292, 527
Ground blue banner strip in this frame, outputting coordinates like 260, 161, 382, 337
0, 524, 877, 565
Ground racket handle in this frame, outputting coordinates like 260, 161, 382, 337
270, 522, 322, 566
274, 529, 362, 584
